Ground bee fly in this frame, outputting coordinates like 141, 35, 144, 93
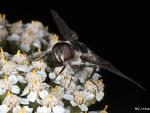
37, 10, 145, 90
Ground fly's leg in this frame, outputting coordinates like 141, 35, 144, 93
54, 65, 66, 80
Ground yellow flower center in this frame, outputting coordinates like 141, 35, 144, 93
17, 50, 21, 56
31, 79, 36, 86
4, 75, 8, 81
32, 69, 37, 75
5, 60, 8, 64
0, 48, 5, 60
48, 94, 53, 101
7, 91, 12, 97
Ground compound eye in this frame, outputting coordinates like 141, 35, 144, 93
62, 44, 72, 60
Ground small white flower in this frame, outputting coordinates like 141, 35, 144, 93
31, 60, 47, 70
10, 20, 24, 35
84, 80, 104, 101
71, 91, 88, 111
23, 70, 50, 100
2, 92, 20, 110
21, 76, 49, 101
70, 90, 95, 111
37, 92, 64, 110
1, 62, 17, 75
0, 75, 20, 95
11, 51, 28, 65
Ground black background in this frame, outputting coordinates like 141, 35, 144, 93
0, 1, 149, 113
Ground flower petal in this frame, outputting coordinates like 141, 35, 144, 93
96, 91, 104, 101
39, 90, 48, 99
53, 105, 65, 113
37, 70, 47, 78
84, 91, 95, 100
37, 106, 51, 113
41, 83, 50, 90
0, 81, 6, 95
62, 94, 73, 101
0, 104, 9, 113
11, 85, 20, 94
70, 100, 77, 106
8, 75, 18, 85
33, 40, 41, 48
0, 88, 6, 95
7, 34, 21, 41
20, 98, 29, 105
17, 65, 30, 72
21, 87, 29, 96
79, 104, 88, 111
17, 75, 27, 84
49, 72, 56, 79
27, 91, 37, 102
13, 105, 21, 113
92, 73, 101, 80
20, 44, 30, 52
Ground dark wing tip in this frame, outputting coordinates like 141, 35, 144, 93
95, 55, 146, 91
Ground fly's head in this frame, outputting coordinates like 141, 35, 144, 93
52, 42, 74, 63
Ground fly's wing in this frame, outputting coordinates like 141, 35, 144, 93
51, 9, 88, 53
70, 41, 88, 53
94, 54, 146, 90
51, 9, 79, 41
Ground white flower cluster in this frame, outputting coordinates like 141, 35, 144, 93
0, 13, 108, 113
0, 49, 106, 113
0, 13, 58, 52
